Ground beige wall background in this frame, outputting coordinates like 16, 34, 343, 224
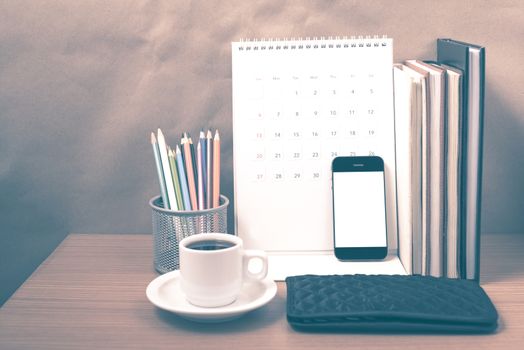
1, 0, 523, 304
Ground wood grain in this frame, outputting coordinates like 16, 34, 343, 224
1, 233, 523, 349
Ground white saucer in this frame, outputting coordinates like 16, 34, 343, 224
146, 270, 277, 322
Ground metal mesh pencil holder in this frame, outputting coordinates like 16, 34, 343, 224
150, 195, 229, 274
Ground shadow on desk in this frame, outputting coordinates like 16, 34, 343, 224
480, 233, 524, 284
154, 293, 286, 333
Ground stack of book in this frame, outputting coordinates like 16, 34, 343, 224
394, 39, 485, 281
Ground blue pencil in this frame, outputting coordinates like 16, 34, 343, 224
151, 132, 169, 208
175, 145, 192, 210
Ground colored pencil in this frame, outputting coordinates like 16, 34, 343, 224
197, 140, 204, 210
213, 129, 221, 208
151, 132, 169, 209
199, 130, 207, 208
175, 145, 192, 210
182, 136, 198, 210
157, 128, 178, 210
168, 147, 184, 210
206, 129, 213, 209
189, 135, 198, 191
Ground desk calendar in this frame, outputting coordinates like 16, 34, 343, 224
232, 37, 400, 277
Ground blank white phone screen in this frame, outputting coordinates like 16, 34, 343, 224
333, 171, 387, 248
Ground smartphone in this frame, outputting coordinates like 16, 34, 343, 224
332, 156, 388, 260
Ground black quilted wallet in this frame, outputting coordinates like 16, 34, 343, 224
286, 274, 498, 333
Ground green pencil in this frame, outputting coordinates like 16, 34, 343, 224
168, 147, 184, 210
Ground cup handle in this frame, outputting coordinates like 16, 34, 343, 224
243, 250, 268, 281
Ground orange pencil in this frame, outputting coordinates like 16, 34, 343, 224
212, 130, 221, 208
182, 136, 198, 210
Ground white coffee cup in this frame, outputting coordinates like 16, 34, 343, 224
179, 233, 268, 308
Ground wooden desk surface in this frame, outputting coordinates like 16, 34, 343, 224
1, 233, 523, 349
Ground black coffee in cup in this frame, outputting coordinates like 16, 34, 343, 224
179, 233, 268, 307
186, 240, 235, 251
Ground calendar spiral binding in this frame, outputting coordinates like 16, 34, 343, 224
235, 35, 390, 51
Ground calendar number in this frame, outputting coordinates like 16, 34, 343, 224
251, 167, 265, 182
273, 172, 284, 181
307, 168, 322, 181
